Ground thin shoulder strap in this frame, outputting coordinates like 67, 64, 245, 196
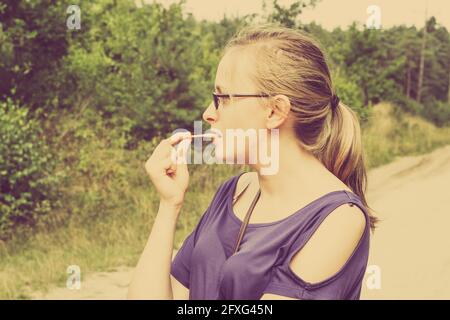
233, 188, 261, 254
232, 174, 252, 205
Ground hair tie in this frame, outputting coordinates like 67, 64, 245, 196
331, 94, 340, 111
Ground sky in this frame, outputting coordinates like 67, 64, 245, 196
148, 0, 450, 31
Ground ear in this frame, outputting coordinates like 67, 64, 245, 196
265, 94, 291, 129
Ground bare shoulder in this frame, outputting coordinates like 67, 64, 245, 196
289, 203, 367, 284
319, 202, 367, 234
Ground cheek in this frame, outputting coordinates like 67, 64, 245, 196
221, 105, 266, 130
213, 104, 266, 162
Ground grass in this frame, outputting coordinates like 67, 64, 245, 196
1, 102, 450, 299
0, 162, 239, 299
363, 103, 450, 169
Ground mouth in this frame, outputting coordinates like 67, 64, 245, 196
209, 128, 223, 139
186, 130, 222, 144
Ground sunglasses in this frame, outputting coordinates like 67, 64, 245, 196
212, 92, 271, 110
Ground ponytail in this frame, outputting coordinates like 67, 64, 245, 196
315, 101, 378, 231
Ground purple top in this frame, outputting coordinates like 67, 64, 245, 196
171, 172, 371, 300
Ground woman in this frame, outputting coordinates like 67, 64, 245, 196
128, 24, 378, 300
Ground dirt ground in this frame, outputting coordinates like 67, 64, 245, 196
32, 145, 450, 299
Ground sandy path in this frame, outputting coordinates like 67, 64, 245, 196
32, 145, 450, 299
361, 144, 450, 299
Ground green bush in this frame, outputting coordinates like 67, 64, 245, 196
389, 94, 425, 116
389, 94, 450, 127
332, 71, 370, 122
46, 106, 134, 224
0, 100, 60, 239
423, 100, 450, 127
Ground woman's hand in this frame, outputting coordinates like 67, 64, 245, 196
145, 132, 192, 208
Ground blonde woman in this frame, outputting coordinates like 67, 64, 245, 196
128, 24, 378, 300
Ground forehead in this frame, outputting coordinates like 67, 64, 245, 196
215, 47, 259, 93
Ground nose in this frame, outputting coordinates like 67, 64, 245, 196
202, 101, 218, 125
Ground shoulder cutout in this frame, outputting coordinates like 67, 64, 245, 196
289, 203, 367, 285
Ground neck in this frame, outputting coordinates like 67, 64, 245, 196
251, 134, 338, 202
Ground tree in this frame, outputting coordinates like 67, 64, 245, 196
338, 24, 403, 106
0, 0, 71, 111
416, 15, 428, 103
262, 0, 318, 29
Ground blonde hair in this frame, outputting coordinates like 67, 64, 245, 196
224, 24, 378, 231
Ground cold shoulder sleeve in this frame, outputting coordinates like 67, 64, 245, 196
262, 203, 371, 300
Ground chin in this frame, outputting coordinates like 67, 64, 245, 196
213, 139, 248, 164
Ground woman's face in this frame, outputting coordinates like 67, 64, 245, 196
202, 48, 272, 164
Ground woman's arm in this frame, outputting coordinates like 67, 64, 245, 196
127, 133, 192, 299
171, 275, 189, 300
127, 201, 186, 300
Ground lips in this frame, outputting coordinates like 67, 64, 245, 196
209, 128, 223, 139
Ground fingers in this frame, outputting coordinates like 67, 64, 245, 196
168, 132, 191, 146
145, 132, 192, 178
161, 158, 174, 170
174, 138, 192, 164
166, 137, 191, 178
166, 131, 190, 162
173, 138, 190, 183
154, 132, 191, 158
161, 136, 192, 168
